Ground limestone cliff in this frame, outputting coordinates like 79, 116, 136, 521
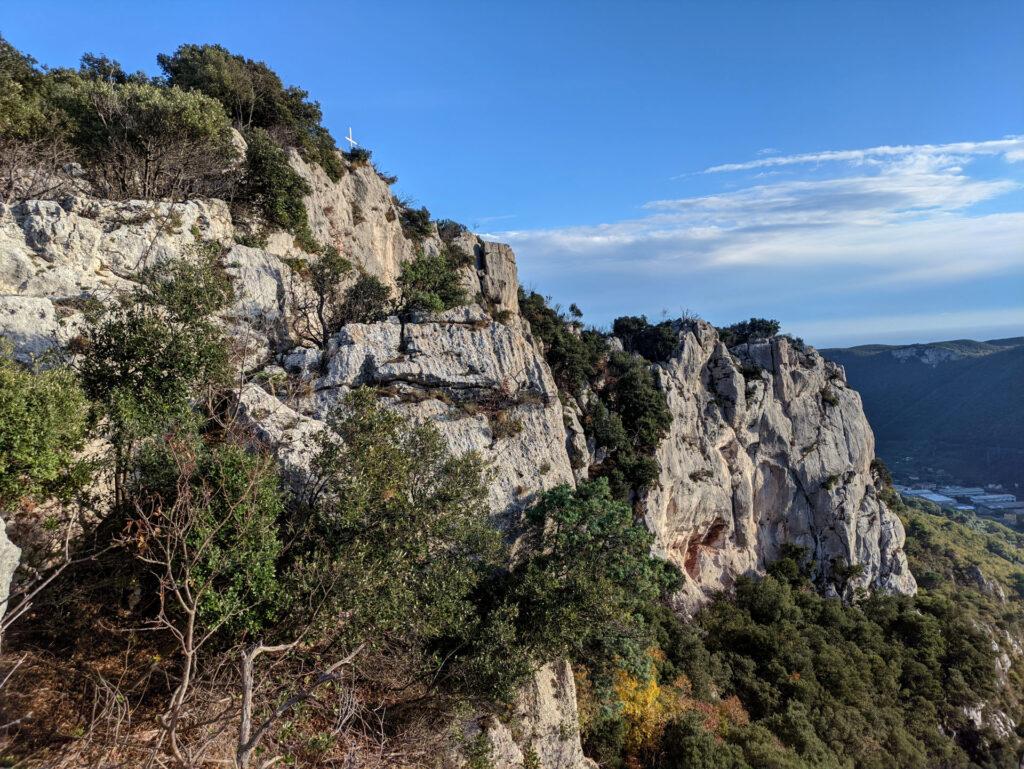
0, 152, 913, 768
639, 321, 916, 612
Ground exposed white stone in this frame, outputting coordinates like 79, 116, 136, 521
0, 156, 926, 768
0, 516, 21, 648
0, 295, 61, 361
643, 321, 916, 612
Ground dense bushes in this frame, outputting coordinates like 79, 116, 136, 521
519, 291, 672, 499
238, 127, 316, 248
717, 317, 781, 347
0, 348, 89, 509
78, 244, 232, 505
613, 315, 679, 363
50, 76, 238, 199
130, 436, 284, 638
398, 248, 467, 313
286, 388, 500, 664
577, 537, 1019, 769
519, 288, 608, 396
398, 203, 434, 241
1, 36, 239, 201
288, 246, 392, 352
1, 37, 346, 250
158, 43, 343, 181
457, 479, 680, 700
587, 352, 673, 498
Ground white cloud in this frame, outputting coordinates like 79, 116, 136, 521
701, 136, 1024, 174
487, 137, 1024, 288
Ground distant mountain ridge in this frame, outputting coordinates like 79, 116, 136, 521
823, 336, 1024, 491
833, 336, 1024, 360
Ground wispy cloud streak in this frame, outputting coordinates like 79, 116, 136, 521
489, 137, 1024, 290
701, 136, 1024, 174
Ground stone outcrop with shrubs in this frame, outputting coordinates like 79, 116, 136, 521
0, 35, 1021, 769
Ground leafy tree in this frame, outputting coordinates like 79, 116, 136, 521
398, 249, 467, 314
290, 247, 393, 352
50, 76, 238, 199
289, 388, 501, 660
613, 315, 679, 363
717, 318, 781, 348
78, 53, 147, 85
0, 350, 89, 510
158, 43, 343, 180
514, 479, 679, 669
456, 479, 680, 701
79, 249, 232, 506
398, 204, 433, 241
0, 36, 77, 201
238, 127, 316, 249
131, 436, 283, 637
518, 288, 607, 397
588, 352, 672, 498
342, 272, 392, 325
0, 35, 49, 139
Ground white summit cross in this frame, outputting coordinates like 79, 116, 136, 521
345, 127, 358, 149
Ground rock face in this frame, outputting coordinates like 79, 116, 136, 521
642, 321, 916, 612
0, 516, 21, 648
0, 152, 916, 768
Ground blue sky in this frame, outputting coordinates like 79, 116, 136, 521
3, 0, 1023, 346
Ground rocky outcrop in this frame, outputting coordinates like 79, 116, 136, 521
641, 321, 916, 612
0, 516, 21, 647
0, 150, 918, 768
459, 661, 596, 769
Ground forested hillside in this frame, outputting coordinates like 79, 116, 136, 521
823, 338, 1024, 490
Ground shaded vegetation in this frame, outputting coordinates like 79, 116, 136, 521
613, 315, 679, 363
577, 529, 1023, 769
0, 348, 89, 510
717, 317, 781, 348
398, 248, 467, 314
519, 291, 673, 499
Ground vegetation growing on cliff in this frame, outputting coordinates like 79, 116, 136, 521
0, 36, 346, 248
519, 291, 673, 500
0, 259, 675, 765
578, 537, 1022, 769
399, 248, 468, 314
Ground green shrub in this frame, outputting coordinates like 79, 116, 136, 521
454, 480, 680, 702
291, 247, 394, 350
436, 218, 469, 241
398, 249, 466, 314
718, 318, 781, 347
518, 289, 607, 397
139, 242, 233, 325
613, 316, 679, 363
341, 272, 392, 324
343, 146, 372, 165
399, 204, 433, 241
512, 479, 679, 669
48, 76, 238, 200
586, 352, 672, 498
0, 350, 89, 510
131, 437, 283, 637
238, 127, 316, 248
0, 35, 53, 141
158, 43, 343, 181
79, 253, 231, 504
518, 292, 671, 500
290, 387, 501, 653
